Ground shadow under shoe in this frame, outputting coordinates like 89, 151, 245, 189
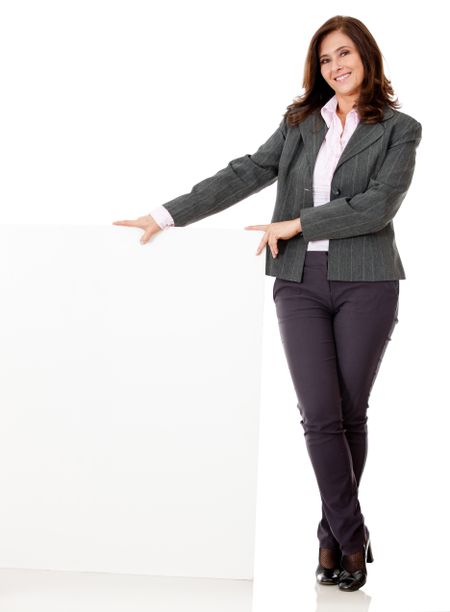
315, 547, 342, 586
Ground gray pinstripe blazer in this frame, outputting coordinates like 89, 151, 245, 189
162, 102, 422, 282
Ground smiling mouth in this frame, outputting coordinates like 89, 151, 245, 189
335, 72, 351, 81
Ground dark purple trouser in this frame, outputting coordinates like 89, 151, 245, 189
273, 251, 399, 555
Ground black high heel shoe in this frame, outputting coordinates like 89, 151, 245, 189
315, 548, 342, 585
338, 537, 374, 592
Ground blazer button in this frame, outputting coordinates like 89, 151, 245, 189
332, 188, 341, 195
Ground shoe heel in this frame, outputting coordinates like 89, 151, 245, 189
366, 541, 374, 563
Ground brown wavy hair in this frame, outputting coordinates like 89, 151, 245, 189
285, 15, 401, 127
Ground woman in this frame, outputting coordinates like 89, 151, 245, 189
113, 15, 422, 592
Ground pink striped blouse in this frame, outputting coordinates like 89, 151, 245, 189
149, 94, 360, 253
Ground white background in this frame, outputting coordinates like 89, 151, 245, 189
0, 1, 447, 611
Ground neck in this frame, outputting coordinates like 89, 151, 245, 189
335, 94, 358, 116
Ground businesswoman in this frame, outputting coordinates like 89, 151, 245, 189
113, 15, 422, 592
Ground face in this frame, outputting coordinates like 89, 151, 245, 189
319, 30, 364, 101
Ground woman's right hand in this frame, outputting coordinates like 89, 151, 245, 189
112, 214, 162, 245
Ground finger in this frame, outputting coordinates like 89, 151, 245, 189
255, 235, 268, 256
269, 237, 278, 258
112, 220, 137, 226
140, 229, 153, 245
244, 225, 268, 230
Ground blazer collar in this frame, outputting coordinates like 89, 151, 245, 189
299, 103, 394, 176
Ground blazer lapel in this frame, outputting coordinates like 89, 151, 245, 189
299, 103, 394, 179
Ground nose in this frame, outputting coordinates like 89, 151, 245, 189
332, 61, 344, 78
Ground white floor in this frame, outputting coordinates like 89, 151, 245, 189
1, 560, 448, 612
0, 569, 251, 611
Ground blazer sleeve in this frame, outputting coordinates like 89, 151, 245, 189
161, 117, 287, 227
299, 119, 423, 241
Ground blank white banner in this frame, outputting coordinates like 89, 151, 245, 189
0, 224, 265, 579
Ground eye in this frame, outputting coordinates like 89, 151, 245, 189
320, 50, 350, 64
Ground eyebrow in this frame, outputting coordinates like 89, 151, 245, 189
319, 45, 351, 60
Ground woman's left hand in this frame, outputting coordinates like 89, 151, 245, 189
244, 218, 302, 258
